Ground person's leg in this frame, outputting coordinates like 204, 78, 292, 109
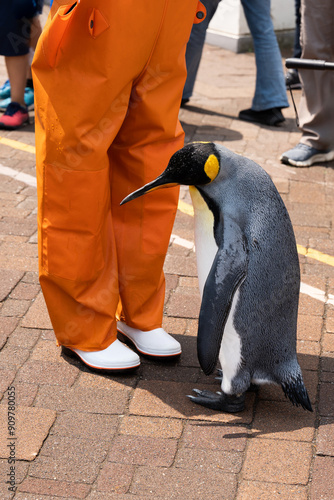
5, 54, 28, 106
280, 0, 334, 166
110, 0, 199, 333
183, 0, 221, 101
298, 0, 334, 150
241, 0, 288, 111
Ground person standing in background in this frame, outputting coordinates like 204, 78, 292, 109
280, 0, 334, 167
182, 0, 289, 127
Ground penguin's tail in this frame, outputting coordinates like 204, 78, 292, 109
281, 375, 313, 412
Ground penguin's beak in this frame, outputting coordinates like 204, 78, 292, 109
120, 174, 178, 205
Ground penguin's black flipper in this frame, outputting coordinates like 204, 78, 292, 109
197, 219, 248, 375
188, 389, 245, 413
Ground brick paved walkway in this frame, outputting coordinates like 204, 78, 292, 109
1, 17, 334, 500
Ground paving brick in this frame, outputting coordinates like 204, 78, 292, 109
29, 436, 107, 483
51, 411, 119, 441
0, 317, 18, 348
316, 417, 334, 456
297, 341, 321, 370
0, 369, 16, 398
323, 333, 334, 352
34, 384, 129, 414
16, 360, 79, 386
0, 270, 24, 301
129, 380, 254, 424
9, 282, 40, 300
87, 493, 149, 500
119, 415, 183, 439
236, 480, 308, 500
141, 363, 199, 383
95, 463, 134, 494
289, 180, 326, 205
175, 447, 243, 473
0, 406, 56, 460
0, 459, 29, 499
18, 478, 91, 499
318, 383, 334, 417
21, 292, 53, 329
185, 318, 198, 336
327, 314, 334, 333
30, 338, 64, 362
0, 344, 30, 370
166, 287, 201, 319
0, 382, 38, 407
299, 293, 326, 317
162, 316, 187, 335
251, 401, 315, 442
21, 271, 39, 284
297, 314, 323, 341
165, 273, 178, 303
304, 262, 334, 279
130, 467, 237, 498
321, 351, 334, 372
242, 438, 312, 485
321, 371, 334, 383
0, 220, 36, 237
5, 327, 40, 349
108, 435, 177, 467
310, 456, 334, 500
176, 334, 199, 367
182, 422, 248, 451
164, 251, 197, 277
76, 369, 137, 391
1, 298, 31, 317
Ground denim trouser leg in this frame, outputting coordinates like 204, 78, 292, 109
241, 0, 289, 110
183, 0, 221, 100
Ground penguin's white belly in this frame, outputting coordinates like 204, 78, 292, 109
190, 187, 242, 394
190, 187, 218, 296
218, 290, 242, 394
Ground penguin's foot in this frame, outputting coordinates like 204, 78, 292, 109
188, 389, 245, 413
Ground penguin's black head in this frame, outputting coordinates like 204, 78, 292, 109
120, 142, 220, 205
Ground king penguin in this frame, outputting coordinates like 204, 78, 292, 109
121, 142, 312, 413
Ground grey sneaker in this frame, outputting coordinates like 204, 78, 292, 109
280, 143, 334, 167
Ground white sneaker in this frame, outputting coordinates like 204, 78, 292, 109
117, 321, 182, 357
65, 338, 140, 370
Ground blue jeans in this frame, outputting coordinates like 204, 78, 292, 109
183, 0, 220, 100
183, 0, 289, 111
241, 0, 289, 110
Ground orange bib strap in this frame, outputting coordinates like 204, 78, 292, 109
194, 1, 206, 23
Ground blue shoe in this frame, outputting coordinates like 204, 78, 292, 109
0, 87, 34, 111
280, 143, 334, 167
0, 80, 11, 99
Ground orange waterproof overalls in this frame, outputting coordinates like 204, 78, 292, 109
33, 0, 205, 351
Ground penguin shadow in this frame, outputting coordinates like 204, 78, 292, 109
62, 338, 329, 438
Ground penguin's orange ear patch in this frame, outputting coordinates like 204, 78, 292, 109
204, 154, 219, 181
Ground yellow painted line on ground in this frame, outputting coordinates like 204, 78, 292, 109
0, 136, 36, 155
297, 244, 334, 267
178, 199, 334, 268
